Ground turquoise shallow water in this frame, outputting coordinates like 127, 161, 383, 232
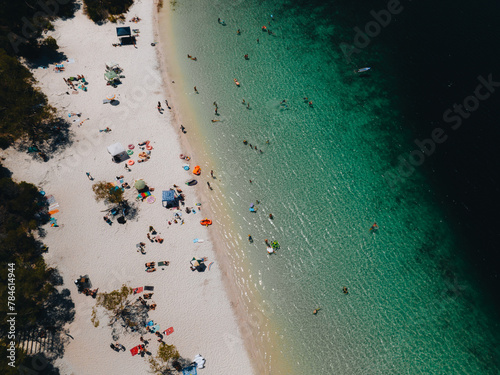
164, 0, 500, 373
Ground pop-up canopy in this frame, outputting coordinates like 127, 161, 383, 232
116, 27, 131, 37
107, 143, 129, 163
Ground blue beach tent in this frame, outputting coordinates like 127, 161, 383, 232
116, 27, 131, 37
162, 190, 176, 208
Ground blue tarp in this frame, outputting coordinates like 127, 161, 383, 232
182, 366, 197, 375
162, 190, 176, 207
116, 27, 131, 37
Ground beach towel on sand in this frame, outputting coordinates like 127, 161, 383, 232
144, 286, 154, 291
130, 345, 140, 356
133, 287, 143, 294
150, 324, 160, 333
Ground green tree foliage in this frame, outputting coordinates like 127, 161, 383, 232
95, 284, 132, 313
0, 50, 59, 148
0, 0, 77, 56
92, 181, 124, 204
0, 1, 77, 149
0, 164, 74, 373
83, 0, 134, 23
148, 343, 181, 374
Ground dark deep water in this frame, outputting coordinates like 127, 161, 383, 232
321, 0, 500, 314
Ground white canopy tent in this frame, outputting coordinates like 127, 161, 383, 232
107, 143, 129, 163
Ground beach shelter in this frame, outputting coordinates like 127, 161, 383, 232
134, 180, 146, 190
106, 62, 120, 71
107, 143, 129, 163
162, 190, 176, 208
116, 27, 131, 37
104, 70, 119, 82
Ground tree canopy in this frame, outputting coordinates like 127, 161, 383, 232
0, 164, 74, 373
83, 0, 134, 23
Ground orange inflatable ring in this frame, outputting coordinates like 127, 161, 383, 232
146, 145, 153, 150
185, 156, 191, 161
127, 160, 135, 166
193, 165, 201, 175
200, 219, 212, 226
179, 154, 185, 159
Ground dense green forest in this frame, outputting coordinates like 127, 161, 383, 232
0, 164, 75, 374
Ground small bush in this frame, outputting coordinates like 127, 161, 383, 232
43, 36, 58, 50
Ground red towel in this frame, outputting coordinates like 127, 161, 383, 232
164, 327, 174, 336
133, 287, 143, 294
130, 345, 140, 356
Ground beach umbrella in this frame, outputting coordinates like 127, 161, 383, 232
134, 180, 146, 190
105, 70, 118, 81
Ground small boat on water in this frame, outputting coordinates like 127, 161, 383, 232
356, 67, 371, 73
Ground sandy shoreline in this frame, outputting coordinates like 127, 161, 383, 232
2, 1, 255, 374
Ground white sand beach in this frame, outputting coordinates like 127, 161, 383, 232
1, 1, 255, 374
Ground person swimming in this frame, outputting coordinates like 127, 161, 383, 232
313, 308, 321, 315
343, 286, 348, 294
369, 222, 379, 231
248, 235, 253, 243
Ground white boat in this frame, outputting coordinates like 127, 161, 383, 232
357, 67, 371, 73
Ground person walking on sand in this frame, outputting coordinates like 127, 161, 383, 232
86, 172, 93, 180
210, 170, 214, 178
207, 181, 212, 190
215, 107, 218, 115
194, 86, 198, 93
157, 102, 162, 112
